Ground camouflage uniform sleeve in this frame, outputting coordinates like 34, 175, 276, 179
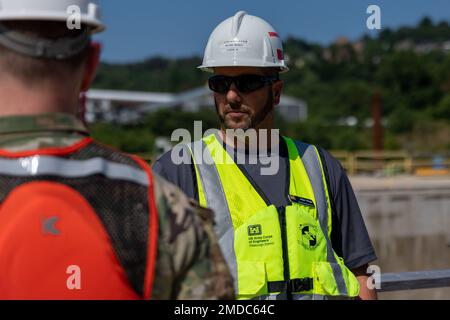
151, 173, 235, 300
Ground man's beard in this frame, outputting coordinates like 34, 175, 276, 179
215, 89, 274, 131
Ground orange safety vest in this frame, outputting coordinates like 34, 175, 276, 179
0, 138, 158, 299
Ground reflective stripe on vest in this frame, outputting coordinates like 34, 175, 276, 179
187, 134, 359, 299
0, 156, 149, 187
185, 140, 239, 291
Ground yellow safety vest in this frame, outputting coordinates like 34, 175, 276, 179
187, 133, 359, 300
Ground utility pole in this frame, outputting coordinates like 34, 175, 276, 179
372, 92, 383, 151
371, 92, 384, 174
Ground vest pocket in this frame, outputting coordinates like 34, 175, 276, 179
312, 261, 340, 296
336, 257, 360, 297
237, 261, 267, 298
312, 260, 360, 298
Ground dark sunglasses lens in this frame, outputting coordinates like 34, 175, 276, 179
235, 75, 267, 92
209, 75, 275, 93
209, 76, 230, 93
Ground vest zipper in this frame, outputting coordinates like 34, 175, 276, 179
277, 205, 292, 300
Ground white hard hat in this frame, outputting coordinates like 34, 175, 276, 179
0, 0, 104, 33
199, 11, 289, 73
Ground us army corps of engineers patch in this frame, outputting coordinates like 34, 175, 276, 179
299, 224, 320, 250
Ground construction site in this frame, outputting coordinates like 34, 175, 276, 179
86, 87, 450, 300
1, 0, 449, 303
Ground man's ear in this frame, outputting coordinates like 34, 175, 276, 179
272, 80, 283, 106
80, 42, 101, 92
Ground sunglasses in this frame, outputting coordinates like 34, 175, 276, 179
208, 74, 279, 94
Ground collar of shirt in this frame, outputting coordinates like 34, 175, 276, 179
0, 113, 89, 151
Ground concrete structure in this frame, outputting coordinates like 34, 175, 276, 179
351, 175, 450, 299
85, 87, 307, 124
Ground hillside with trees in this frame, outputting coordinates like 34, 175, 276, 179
91, 17, 450, 154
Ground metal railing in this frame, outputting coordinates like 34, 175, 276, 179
136, 150, 450, 176
378, 269, 450, 292
330, 150, 450, 176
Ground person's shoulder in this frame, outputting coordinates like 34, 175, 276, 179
289, 138, 344, 173
315, 146, 345, 174
314, 145, 347, 191
153, 147, 192, 172
154, 149, 173, 165
152, 172, 212, 224
152, 146, 198, 198
291, 139, 347, 192
152, 172, 191, 209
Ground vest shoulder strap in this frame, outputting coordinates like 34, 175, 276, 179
286, 138, 332, 236
288, 138, 349, 296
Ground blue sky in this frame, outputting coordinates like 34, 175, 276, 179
95, 0, 450, 63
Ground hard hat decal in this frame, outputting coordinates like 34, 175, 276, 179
277, 49, 284, 61
220, 39, 251, 53
268, 32, 279, 38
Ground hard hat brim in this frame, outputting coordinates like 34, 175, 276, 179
0, 13, 105, 34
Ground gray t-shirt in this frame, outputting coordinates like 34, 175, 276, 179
153, 136, 376, 269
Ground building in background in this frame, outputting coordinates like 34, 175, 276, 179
85, 87, 307, 124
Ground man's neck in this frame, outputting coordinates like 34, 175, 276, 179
0, 78, 79, 117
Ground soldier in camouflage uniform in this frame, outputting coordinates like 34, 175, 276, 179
0, 0, 233, 300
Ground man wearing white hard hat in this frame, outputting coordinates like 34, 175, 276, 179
154, 11, 377, 300
0, 0, 234, 300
